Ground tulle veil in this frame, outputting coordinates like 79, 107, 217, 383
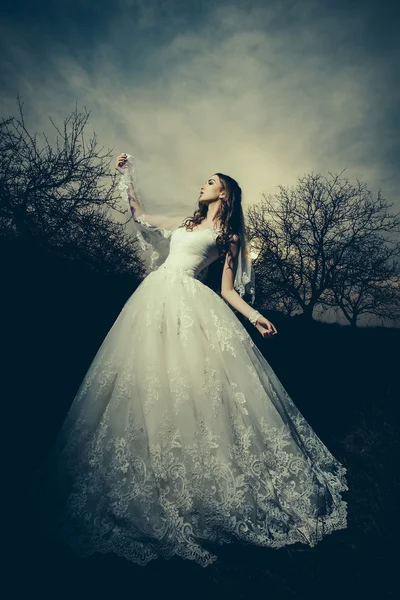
117, 155, 256, 305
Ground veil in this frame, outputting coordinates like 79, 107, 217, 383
235, 204, 256, 305
117, 155, 256, 305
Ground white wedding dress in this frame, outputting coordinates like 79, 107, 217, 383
36, 218, 348, 568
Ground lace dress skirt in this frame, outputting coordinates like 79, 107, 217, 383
33, 263, 348, 568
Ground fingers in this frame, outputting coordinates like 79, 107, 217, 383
258, 322, 278, 338
115, 153, 128, 171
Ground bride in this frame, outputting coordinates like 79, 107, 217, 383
34, 153, 348, 568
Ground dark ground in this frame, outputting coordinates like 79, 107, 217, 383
3, 239, 399, 600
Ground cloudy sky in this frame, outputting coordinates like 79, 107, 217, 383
1, 0, 399, 220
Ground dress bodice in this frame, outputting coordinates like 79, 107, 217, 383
160, 227, 220, 279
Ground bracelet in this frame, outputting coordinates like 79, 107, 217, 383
248, 309, 262, 326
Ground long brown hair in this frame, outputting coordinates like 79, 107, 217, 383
180, 173, 243, 295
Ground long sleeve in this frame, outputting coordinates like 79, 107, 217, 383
117, 159, 188, 273
134, 213, 187, 236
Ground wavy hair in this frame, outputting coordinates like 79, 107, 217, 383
177, 173, 244, 296
183, 171, 242, 252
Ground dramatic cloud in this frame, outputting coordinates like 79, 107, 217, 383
1, 0, 399, 219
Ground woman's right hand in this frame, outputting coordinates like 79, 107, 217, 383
115, 153, 129, 174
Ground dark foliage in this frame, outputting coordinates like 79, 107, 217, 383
248, 171, 400, 326
3, 244, 399, 600
2, 101, 397, 600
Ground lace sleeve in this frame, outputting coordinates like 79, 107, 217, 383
117, 155, 187, 273
135, 212, 186, 234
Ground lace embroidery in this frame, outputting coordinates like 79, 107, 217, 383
177, 297, 195, 345
157, 264, 195, 281
135, 213, 153, 228
43, 402, 347, 568
136, 213, 172, 240
153, 297, 166, 336
140, 365, 162, 415
36, 221, 348, 569
202, 355, 226, 418
208, 307, 254, 356
167, 363, 191, 416
230, 381, 249, 416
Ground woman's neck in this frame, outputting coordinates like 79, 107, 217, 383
203, 201, 221, 226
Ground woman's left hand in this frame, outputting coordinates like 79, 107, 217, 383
255, 315, 278, 339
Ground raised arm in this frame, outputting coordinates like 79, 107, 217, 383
134, 213, 187, 230
115, 153, 145, 220
115, 153, 186, 232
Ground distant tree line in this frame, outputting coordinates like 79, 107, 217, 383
247, 172, 400, 327
1, 99, 399, 327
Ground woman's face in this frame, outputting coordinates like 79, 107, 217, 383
199, 175, 225, 204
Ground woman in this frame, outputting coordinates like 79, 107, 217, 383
35, 153, 348, 569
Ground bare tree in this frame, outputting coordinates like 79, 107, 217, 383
248, 171, 400, 324
320, 236, 400, 327
0, 97, 140, 276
